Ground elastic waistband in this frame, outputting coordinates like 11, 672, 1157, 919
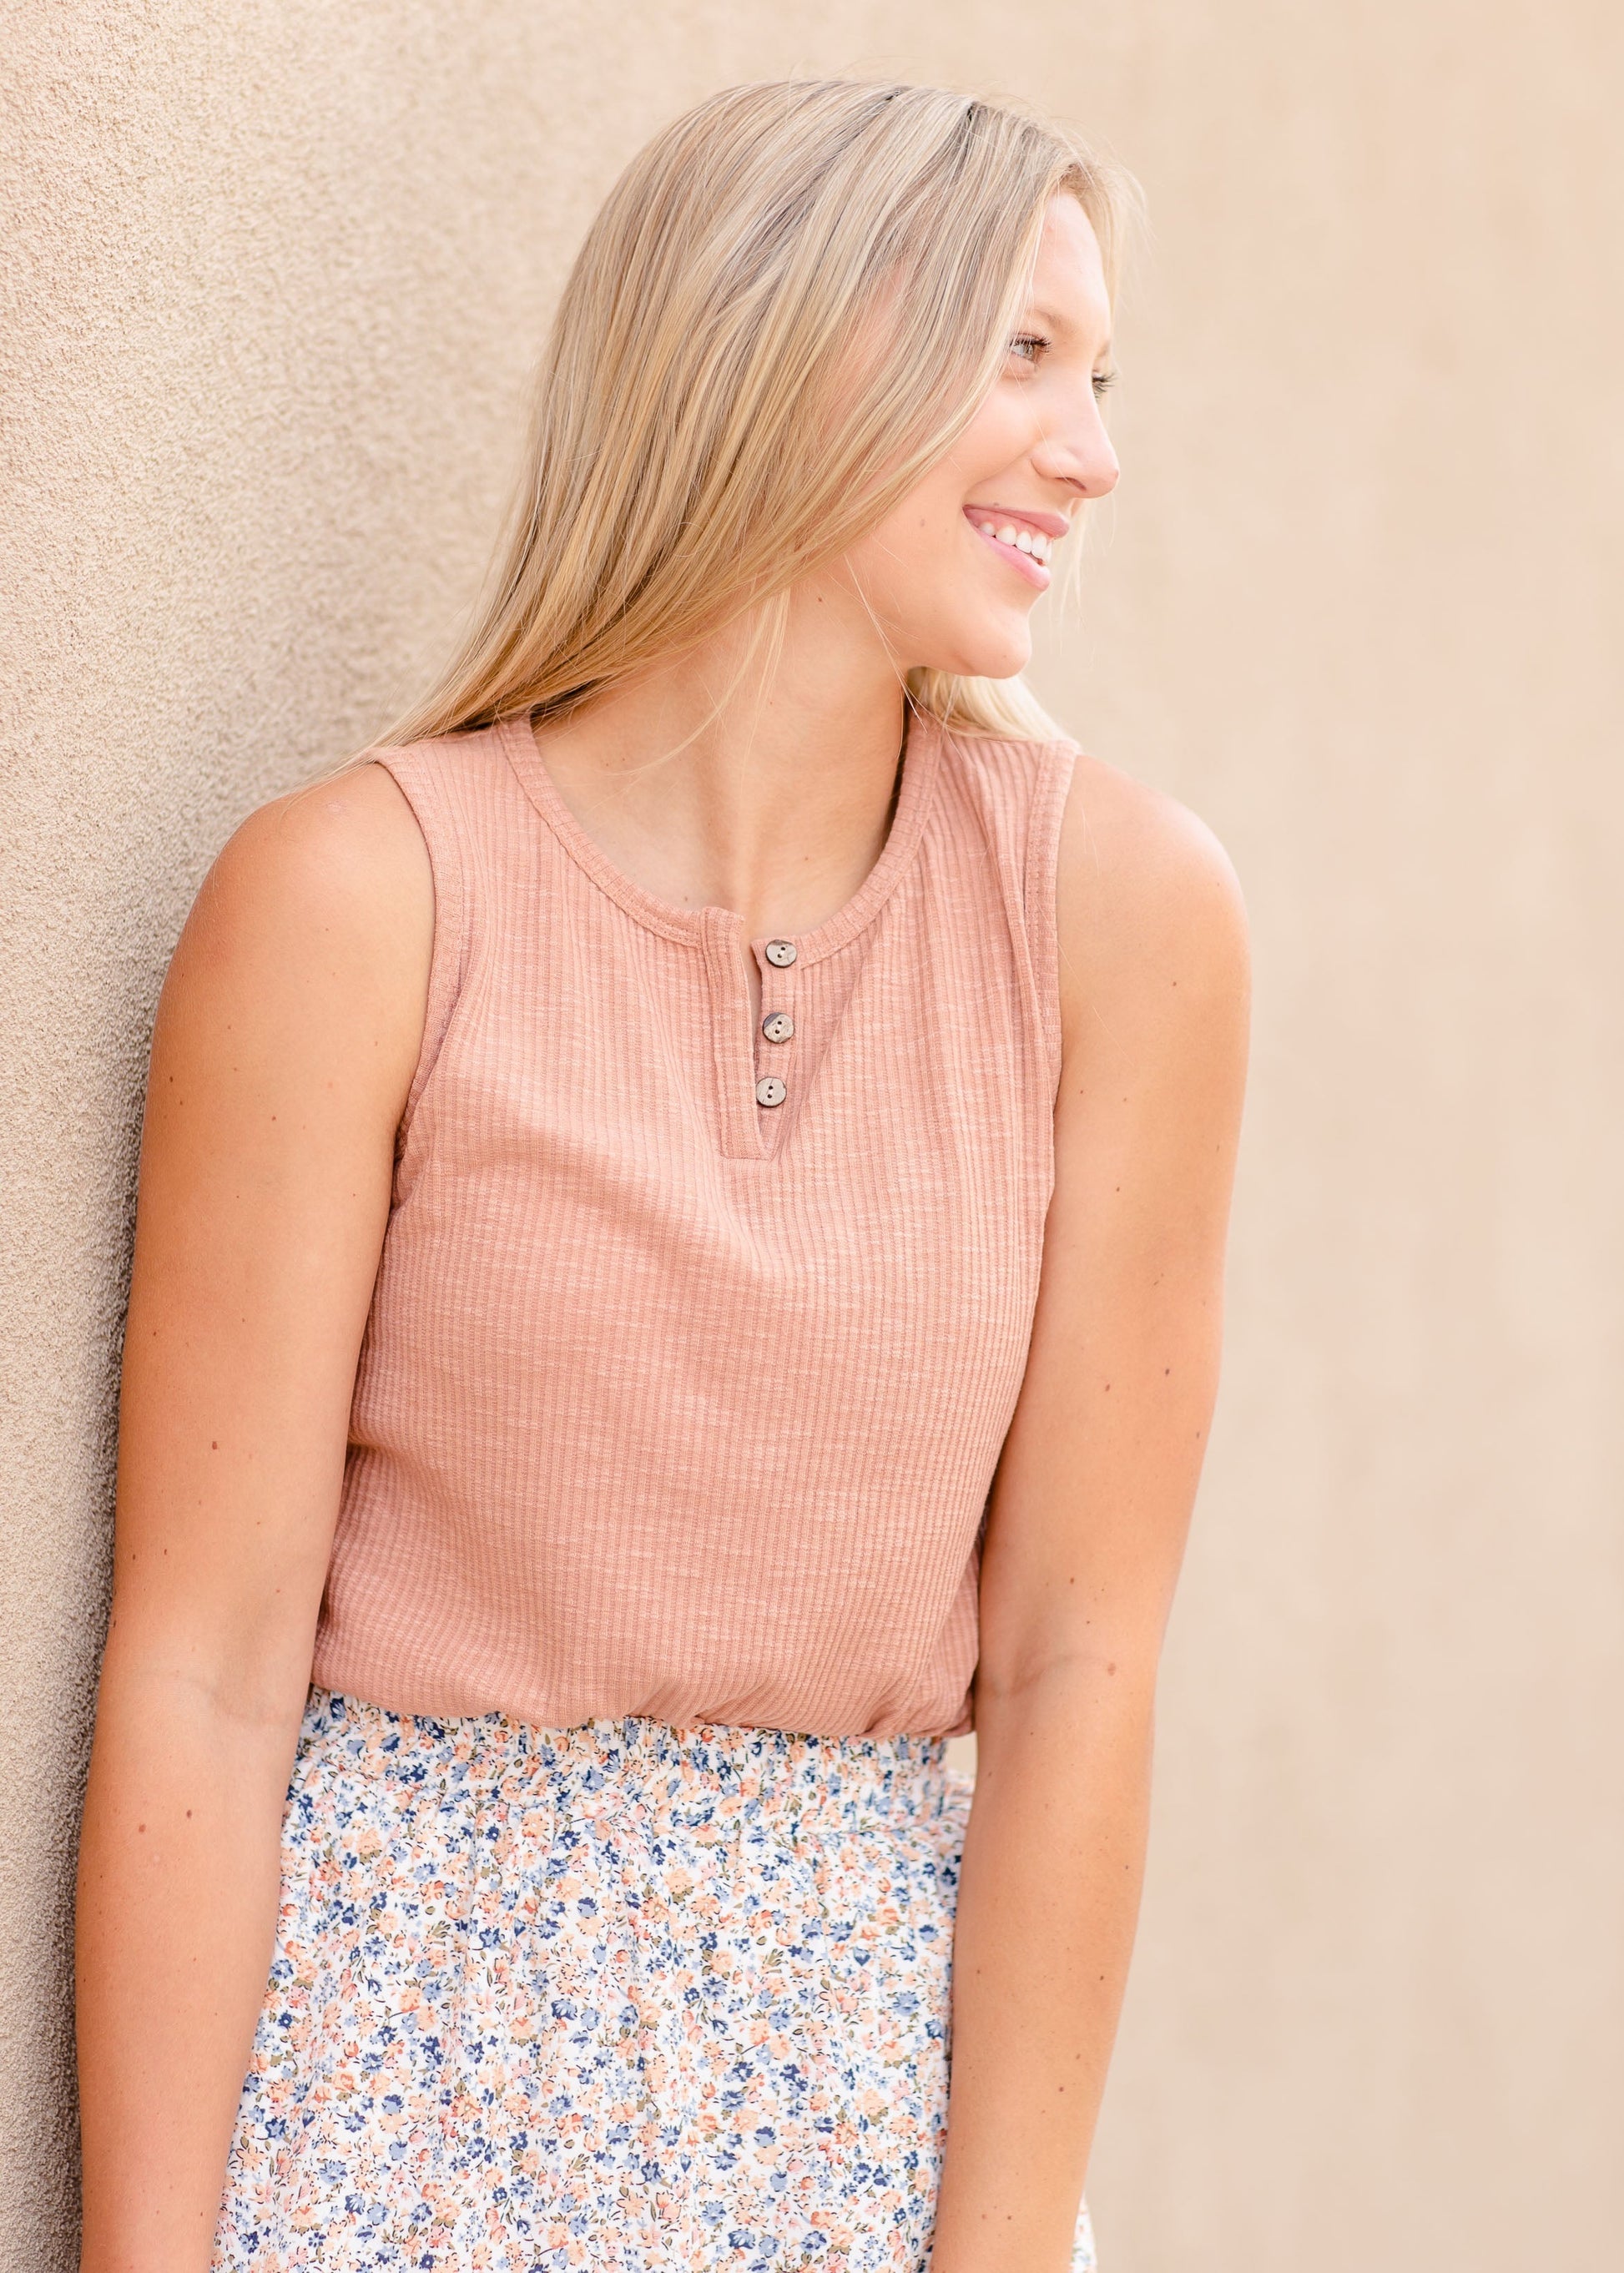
302, 1686, 954, 1828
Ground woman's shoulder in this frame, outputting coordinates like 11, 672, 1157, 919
1051, 744, 1250, 1055
936, 715, 1079, 796
195, 759, 434, 957
935, 718, 1237, 924
163, 759, 436, 1096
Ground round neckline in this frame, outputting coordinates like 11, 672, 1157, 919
497, 702, 944, 966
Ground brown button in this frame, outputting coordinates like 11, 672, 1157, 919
761, 1012, 794, 1044
763, 939, 797, 968
754, 1076, 787, 1108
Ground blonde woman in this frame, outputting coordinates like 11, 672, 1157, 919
75, 78, 1248, 2272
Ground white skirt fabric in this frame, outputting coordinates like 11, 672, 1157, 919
213, 1687, 1098, 2270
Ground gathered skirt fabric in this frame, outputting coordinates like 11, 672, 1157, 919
213, 1688, 1098, 2270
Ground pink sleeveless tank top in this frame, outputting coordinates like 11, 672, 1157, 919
312, 706, 1077, 1737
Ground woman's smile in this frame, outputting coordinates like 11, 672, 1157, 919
961, 501, 1070, 588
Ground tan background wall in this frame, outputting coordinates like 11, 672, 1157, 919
3, 5, 1619, 2268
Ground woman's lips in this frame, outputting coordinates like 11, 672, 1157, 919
963, 507, 1052, 589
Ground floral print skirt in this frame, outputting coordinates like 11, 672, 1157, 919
213, 1687, 1098, 2270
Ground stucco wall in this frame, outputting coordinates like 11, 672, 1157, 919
3, 6, 1619, 2268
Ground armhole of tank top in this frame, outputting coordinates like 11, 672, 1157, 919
368, 745, 468, 1161
1024, 738, 1081, 1097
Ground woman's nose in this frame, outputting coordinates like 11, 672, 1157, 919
1082, 441, 1120, 499
1035, 396, 1119, 500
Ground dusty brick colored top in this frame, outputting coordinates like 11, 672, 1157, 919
313, 705, 1076, 1737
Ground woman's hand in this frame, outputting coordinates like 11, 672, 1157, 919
75, 760, 433, 2272
930, 749, 1250, 2270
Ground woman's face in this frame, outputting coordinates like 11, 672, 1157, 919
839, 192, 1120, 680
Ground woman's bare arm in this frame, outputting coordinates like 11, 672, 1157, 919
929, 755, 1250, 2270
75, 763, 433, 2273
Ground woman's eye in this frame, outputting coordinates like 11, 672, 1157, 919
1007, 331, 1048, 365
1093, 367, 1119, 396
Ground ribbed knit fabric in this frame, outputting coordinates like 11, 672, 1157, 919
312, 704, 1077, 1739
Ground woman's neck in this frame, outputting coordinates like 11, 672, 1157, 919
527, 581, 913, 945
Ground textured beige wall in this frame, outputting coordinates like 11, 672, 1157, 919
3, 5, 1619, 2269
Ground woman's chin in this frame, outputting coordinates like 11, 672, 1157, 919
913, 617, 1034, 683
958, 630, 1035, 682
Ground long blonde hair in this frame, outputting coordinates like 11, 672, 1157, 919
382, 78, 1141, 751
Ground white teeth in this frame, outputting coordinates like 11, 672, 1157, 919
974, 517, 1052, 564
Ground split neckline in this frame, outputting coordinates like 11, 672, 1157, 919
497, 703, 944, 969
